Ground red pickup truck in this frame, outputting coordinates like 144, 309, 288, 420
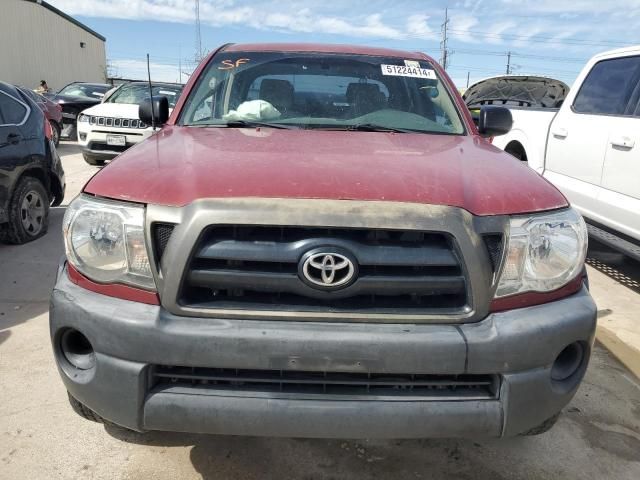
50, 43, 596, 438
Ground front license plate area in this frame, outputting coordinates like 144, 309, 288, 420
106, 134, 126, 146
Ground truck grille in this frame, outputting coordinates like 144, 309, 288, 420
178, 226, 469, 315
88, 142, 129, 152
88, 116, 148, 129
152, 366, 499, 400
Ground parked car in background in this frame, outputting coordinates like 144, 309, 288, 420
470, 48, 640, 261
51, 43, 595, 439
44, 82, 111, 139
77, 81, 183, 165
0, 82, 65, 244
463, 75, 569, 165
18, 86, 63, 146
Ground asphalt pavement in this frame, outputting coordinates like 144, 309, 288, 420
0, 142, 639, 479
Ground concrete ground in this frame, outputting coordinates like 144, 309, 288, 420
1, 142, 639, 479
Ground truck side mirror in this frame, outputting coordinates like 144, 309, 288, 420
139, 96, 169, 127
477, 106, 512, 138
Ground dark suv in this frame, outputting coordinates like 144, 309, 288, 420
0, 82, 65, 244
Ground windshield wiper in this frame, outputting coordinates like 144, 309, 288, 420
347, 123, 418, 133
223, 120, 299, 130
310, 123, 418, 133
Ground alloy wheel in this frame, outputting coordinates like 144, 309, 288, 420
20, 190, 45, 236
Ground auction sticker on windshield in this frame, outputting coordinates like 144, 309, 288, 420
381, 64, 437, 79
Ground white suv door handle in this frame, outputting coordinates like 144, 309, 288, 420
552, 127, 568, 138
610, 136, 635, 149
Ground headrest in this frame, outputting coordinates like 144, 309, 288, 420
259, 79, 294, 109
346, 83, 382, 102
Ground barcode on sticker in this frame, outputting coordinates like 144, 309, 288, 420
381, 64, 437, 79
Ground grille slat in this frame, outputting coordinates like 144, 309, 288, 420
178, 226, 469, 314
88, 115, 147, 129
188, 270, 466, 298
197, 239, 459, 267
152, 366, 499, 400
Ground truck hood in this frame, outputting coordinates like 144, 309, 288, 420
50, 94, 101, 108
81, 102, 174, 119
464, 75, 569, 109
81, 103, 142, 118
84, 126, 567, 216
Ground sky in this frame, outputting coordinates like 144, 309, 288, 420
48, 0, 640, 89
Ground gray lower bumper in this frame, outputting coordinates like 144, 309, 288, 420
80, 146, 119, 161
50, 265, 597, 438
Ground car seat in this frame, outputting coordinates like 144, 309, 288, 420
259, 79, 296, 117
346, 83, 386, 117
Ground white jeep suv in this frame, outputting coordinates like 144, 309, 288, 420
77, 81, 183, 165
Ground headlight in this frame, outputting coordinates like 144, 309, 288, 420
77, 114, 89, 122
495, 208, 587, 298
63, 195, 155, 290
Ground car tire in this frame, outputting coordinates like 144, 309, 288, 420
67, 392, 104, 423
520, 412, 561, 436
4, 176, 49, 245
82, 153, 105, 166
50, 120, 61, 147
67, 124, 77, 141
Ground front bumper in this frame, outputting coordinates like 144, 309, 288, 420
80, 145, 121, 162
50, 264, 597, 438
78, 123, 150, 145
77, 126, 151, 161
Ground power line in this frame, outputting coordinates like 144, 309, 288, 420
452, 48, 508, 57
512, 52, 587, 63
447, 65, 507, 74
448, 64, 581, 76
447, 28, 631, 47
364, 23, 631, 50
452, 48, 587, 63
107, 50, 200, 65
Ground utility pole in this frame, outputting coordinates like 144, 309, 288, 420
506, 51, 512, 75
194, 0, 202, 63
466, 71, 470, 88
440, 8, 450, 70
178, 45, 182, 84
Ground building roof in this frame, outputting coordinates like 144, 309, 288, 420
25, 0, 106, 42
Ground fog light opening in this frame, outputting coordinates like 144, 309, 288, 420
60, 328, 96, 370
551, 342, 584, 382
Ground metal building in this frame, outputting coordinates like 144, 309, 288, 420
0, 0, 106, 91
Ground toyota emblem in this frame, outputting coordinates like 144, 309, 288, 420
300, 250, 357, 289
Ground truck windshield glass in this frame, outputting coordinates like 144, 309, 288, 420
180, 52, 465, 134
58, 84, 108, 100
107, 83, 183, 108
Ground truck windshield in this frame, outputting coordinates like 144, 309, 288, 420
180, 51, 465, 134
106, 83, 183, 108
58, 83, 109, 100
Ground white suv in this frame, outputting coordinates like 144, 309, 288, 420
77, 82, 183, 165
